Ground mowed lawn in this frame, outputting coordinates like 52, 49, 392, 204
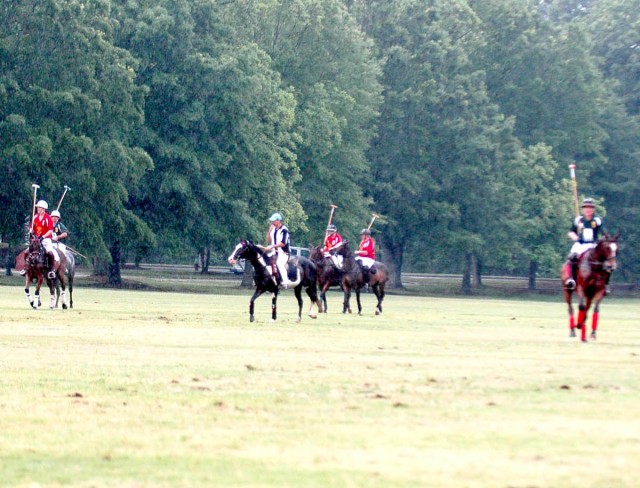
0, 286, 639, 487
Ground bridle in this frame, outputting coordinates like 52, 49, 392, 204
590, 239, 618, 273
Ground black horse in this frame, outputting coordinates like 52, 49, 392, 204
308, 245, 343, 313
561, 234, 619, 341
228, 240, 323, 322
336, 242, 389, 315
22, 235, 69, 309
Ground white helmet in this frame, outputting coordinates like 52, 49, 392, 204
36, 200, 49, 210
51, 210, 61, 218
269, 212, 283, 222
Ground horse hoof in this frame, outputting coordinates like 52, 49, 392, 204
569, 328, 576, 338
250, 316, 255, 323
308, 314, 317, 319
62, 304, 68, 310
296, 318, 301, 324
590, 332, 597, 340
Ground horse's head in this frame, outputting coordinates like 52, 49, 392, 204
27, 235, 45, 261
308, 245, 324, 262
336, 241, 350, 256
227, 239, 260, 264
594, 234, 620, 272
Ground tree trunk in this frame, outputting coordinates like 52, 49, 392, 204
473, 254, 483, 288
200, 247, 210, 274
380, 238, 405, 289
528, 260, 538, 291
241, 261, 254, 287
2, 243, 12, 276
108, 241, 122, 285
462, 253, 472, 295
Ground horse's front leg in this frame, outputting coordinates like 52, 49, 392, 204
343, 286, 352, 314
24, 276, 34, 308
321, 282, 330, 313
249, 289, 264, 323
306, 285, 321, 318
270, 291, 279, 323
590, 292, 606, 340
355, 287, 362, 316
33, 276, 44, 309
577, 296, 592, 342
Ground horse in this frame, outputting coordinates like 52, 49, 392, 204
227, 240, 323, 323
561, 234, 619, 342
336, 242, 389, 315
308, 245, 344, 313
23, 236, 69, 309
55, 248, 75, 309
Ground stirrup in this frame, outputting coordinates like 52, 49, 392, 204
564, 278, 576, 290
19, 269, 26, 276
47, 271, 56, 279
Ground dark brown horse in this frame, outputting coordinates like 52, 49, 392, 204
227, 240, 323, 323
336, 242, 389, 315
561, 234, 619, 341
308, 245, 343, 313
22, 236, 69, 309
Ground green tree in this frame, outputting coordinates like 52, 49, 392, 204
221, 0, 383, 245
113, 0, 303, 264
0, 0, 153, 283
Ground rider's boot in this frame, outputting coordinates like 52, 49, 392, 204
370, 265, 377, 275
605, 272, 612, 295
270, 262, 279, 286
564, 254, 578, 290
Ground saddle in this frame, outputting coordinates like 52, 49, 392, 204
267, 254, 298, 282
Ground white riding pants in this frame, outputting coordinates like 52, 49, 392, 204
570, 242, 595, 258
276, 251, 290, 283
42, 238, 60, 262
356, 256, 375, 268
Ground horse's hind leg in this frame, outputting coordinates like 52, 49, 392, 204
294, 286, 303, 323
355, 288, 362, 316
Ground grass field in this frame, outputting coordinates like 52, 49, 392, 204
1, 282, 639, 487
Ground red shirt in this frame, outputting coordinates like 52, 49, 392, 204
324, 233, 342, 252
32, 213, 53, 238
358, 237, 375, 259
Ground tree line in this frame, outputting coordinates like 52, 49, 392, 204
1, 0, 638, 290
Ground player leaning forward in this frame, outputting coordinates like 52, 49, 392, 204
31, 200, 61, 279
565, 197, 611, 294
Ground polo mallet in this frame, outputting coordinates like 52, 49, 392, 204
65, 244, 88, 259
569, 164, 580, 219
30, 183, 40, 230
325, 204, 338, 240
57, 185, 70, 211
367, 212, 380, 231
